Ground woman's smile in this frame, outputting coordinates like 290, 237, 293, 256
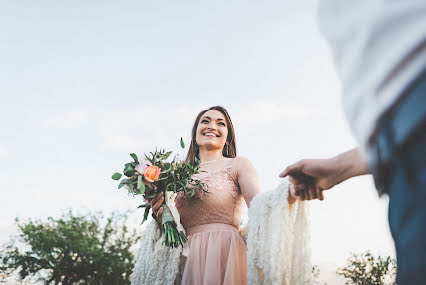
203, 132, 219, 138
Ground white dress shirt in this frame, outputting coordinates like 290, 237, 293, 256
318, 0, 426, 153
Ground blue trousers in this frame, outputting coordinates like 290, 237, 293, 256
368, 70, 426, 284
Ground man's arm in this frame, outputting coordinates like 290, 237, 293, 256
280, 148, 370, 200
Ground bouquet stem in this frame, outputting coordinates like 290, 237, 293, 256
161, 203, 187, 248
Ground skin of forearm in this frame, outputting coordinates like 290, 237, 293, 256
331, 148, 370, 183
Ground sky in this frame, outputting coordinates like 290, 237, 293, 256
0, 0, 395, 283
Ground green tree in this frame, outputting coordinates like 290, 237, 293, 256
0, 210, 140, 285
337, 251, 396, 285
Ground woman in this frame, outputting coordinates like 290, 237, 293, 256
147, 106, 297, 284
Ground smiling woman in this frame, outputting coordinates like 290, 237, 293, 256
134, 106, 299, 285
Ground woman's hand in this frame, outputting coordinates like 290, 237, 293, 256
288, 178, 323, 202
146, 191, 164, 225
287, 183, 298, 205
288, 175, 324, 201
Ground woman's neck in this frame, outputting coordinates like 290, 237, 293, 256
199, 149, 225, 164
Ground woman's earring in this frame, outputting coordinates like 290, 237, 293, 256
225, 144, 229, 156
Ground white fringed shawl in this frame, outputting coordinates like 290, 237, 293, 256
130, 221, 183, 285
247, 180, 312, 285
130, 180, 312, 285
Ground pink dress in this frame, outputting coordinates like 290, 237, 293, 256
176, 157, 262, 285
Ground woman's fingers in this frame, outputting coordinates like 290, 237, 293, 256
293, 182, 306, 198
298, 183, 317, 200
295, 183, 306, 192
153, 195, 164, 213
319, 190, 324, 200
157, 207, 163, 224
307, 184, 315, 200
153, 192, 163, 204
316, 187, 324, 201
295, 183, 325, 201
301, 188, 308, 200
150, 192, 163, 208
145, 188, 155, 200
289, 183, 297, 198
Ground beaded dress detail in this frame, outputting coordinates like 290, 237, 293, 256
175, 157, 262, 285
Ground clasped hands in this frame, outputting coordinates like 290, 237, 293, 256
282, 148, 369, 201
282, 158, 343, 202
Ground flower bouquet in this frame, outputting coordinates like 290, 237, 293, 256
112, 138, 207, 249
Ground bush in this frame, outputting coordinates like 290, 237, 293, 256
337, 251, 396, 285
0, 210, 140, 285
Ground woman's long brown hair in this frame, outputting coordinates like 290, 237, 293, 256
185, 106, 237, 163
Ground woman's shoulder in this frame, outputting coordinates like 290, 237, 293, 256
230, 156, 255, 175
231, 156, 253, 165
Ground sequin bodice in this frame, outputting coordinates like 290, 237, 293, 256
175, 158, 247, 230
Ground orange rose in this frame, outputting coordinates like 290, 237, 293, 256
144, 165, 161, 183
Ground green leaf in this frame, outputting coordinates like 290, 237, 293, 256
146, 193, 156, 199
180, 137, 185, 149
111, 172, 122, 180
136, 176, 146, 194
164, 151, 172, 160
130, 153, 139, 163
118, 179, 129, 189
155, 176, 168, 182
139, 182, 146, 194
176, 181, 186, 191
137, 204, 149, 208
161, 163, 172, 174
125, 162, 137, 168
123, 165, 136, 177
128, 183, 134, 193
144, 154, 154, 164
137, 175, 142, 190
142, 205, 151, 223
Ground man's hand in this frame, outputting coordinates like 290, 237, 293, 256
280, 148, 370, 200
282, 159, 337, 200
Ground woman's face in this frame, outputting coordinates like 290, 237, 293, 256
195, 110, 228, 151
